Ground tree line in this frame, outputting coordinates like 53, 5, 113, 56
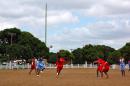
0, 28, 49, 62
0, 28, 130, 64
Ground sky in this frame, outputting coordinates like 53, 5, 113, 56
0, 0, 130, 52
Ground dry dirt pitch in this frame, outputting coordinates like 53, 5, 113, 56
0, 68, 130, 86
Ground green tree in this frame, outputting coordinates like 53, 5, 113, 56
47, 52, 57, 63
82, 45, 98, 63
58, 50, 74, 60
119, 42, 130, 62
72, 48, 85, 64
72, 44, 115, 64
0, 28, 48, 61
108, 50, 121, 64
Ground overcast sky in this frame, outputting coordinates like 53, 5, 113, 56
0, 0, 130, 52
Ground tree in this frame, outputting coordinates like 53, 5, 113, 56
58, 50, 74, 60
94, 45, 115, 60
18, 32, 49, 57
72, 48, 85, 64
0, 28, 48, 61
72, 44, 115, 64
119, 42, 130, 62
82, 45, 97, 63
47, 52, 57, 63
108, 50, 121, 64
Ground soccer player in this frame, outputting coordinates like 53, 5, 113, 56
94, 57, 105, 78
55, 56, 65, 78
29, 56, 37, 75
36, 57, 45, 77
119, 58, 125, 77
101, 61, 110, 78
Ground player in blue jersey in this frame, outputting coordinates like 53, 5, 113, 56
119, 57, 125, 77
36, 57, 45, 76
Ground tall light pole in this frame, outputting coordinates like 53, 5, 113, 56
45, 3, 47, 45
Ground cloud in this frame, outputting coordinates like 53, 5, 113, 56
0, 22, 17, 31
83, 0, 130, 17
47, 11, 79, 25
1, 0, 130, 17
48, 19, 130, 52
0, 0, 79, 29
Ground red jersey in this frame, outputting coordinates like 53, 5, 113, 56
56, 60, 63, 68
97, 58, 105, 71
97, 58, 105, 64
102, 61, 110, 72
31, 58, 36, 69
59, 58, 65, 63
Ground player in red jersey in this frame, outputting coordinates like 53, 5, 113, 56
94, 56, 110, 78
29, 56, 37, 75
55, 56, 65, 78
101, 61, 110, 78
94, 57, 105, 78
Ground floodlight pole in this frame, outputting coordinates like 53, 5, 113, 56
45, 3, 47, 45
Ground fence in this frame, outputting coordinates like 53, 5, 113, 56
0, 62, 129, 70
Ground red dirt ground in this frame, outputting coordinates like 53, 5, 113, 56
0, 68, 130, 86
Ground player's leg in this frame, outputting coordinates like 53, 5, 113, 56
97, 70, 99, 77
97, 65, 101, 77
121, 70, 124, 77
29, 68, 33, 74
100, 71, 104, 78
58, 68, 62, 75
35, 68, 38, 75
56, 67, 62, 77
41, 67, 45, 73
104, 66, 109, 78
123, 70, 125, 77
36, 68, 40, 76
129, 64, 130, 71
104, 71, 109, 78
100, 66, 104, 78
57, 68, 60, 76
56, 67, 59, 76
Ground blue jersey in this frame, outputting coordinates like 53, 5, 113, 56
120, 62, 125, 70
37, 60, 45, 70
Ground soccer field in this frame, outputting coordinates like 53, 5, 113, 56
0, 68, 130, 86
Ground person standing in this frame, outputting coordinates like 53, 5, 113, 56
119, 57, 125, 77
